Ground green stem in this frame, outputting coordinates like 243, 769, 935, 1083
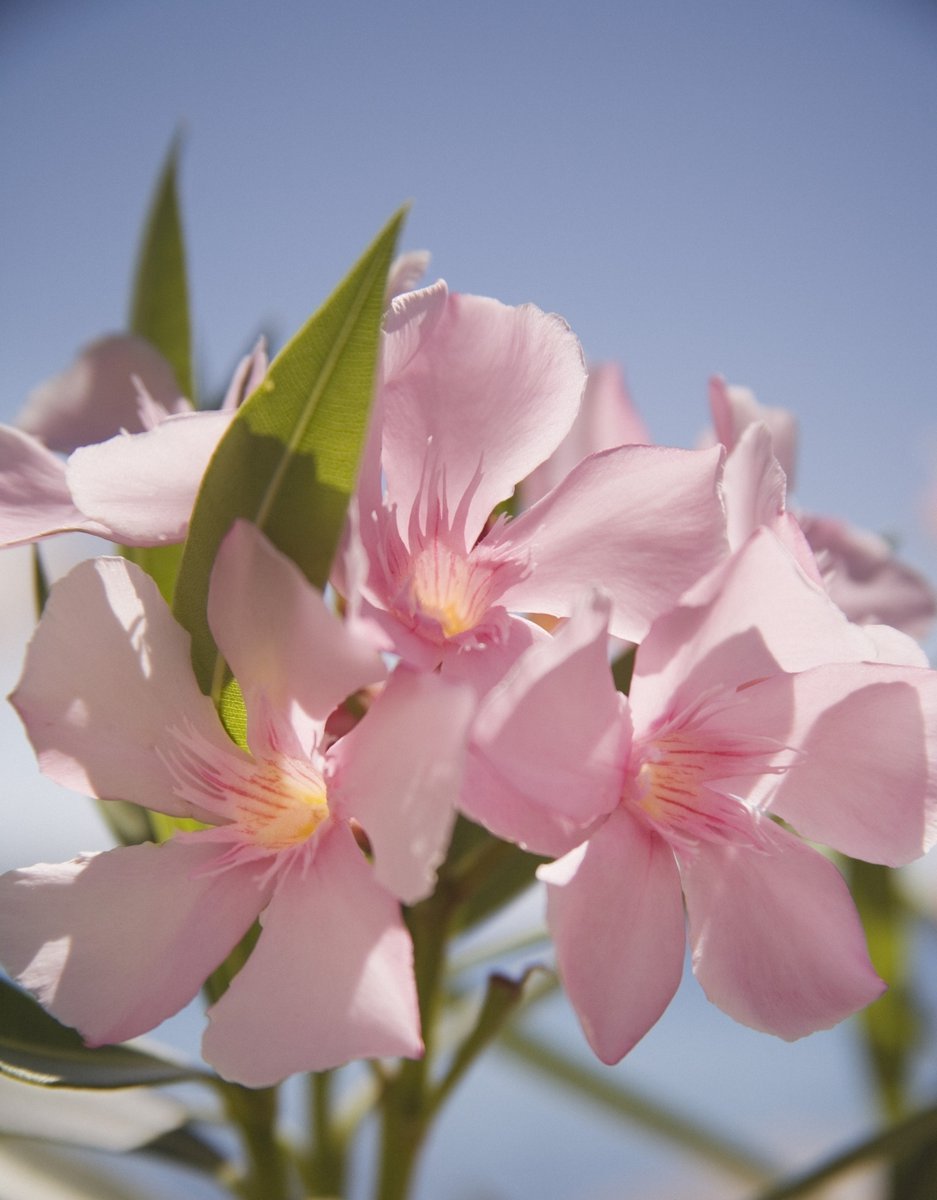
375, 891, 455, 1200
217, 1081, 292, 1200
304, 1071, 346, 1196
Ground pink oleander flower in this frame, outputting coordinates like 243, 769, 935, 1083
463, 529, 937, 1062
710, 375, 937, 638
518, 362, 650, 509
0, 520, 472, 1086
345, 283, 728, 690
0, 335, 267, 549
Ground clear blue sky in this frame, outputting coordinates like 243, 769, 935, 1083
3, 0, 936, 564
2, 4, 937, 1196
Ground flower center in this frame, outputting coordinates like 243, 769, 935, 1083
408, 542, 495, 638
623, 695, 790, 854
229, 756, 329, 851
166, 726, 330, 853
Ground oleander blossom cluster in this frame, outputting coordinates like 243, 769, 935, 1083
2, 263, 937, 1086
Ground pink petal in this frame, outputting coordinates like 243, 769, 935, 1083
539, 808, 685, 1063
208, 521, 386, 753
709, 375, 797, 486
202, 824, 421, 1085
385, 250, 431, 301
463, 596, 628, 857
520, 362, 650, 508
630, 528, 876, 732
219, 338, 269, 412
0, 839, 266, 1046
381, 291, 586, 543
0, 426, 114, 545
17, 334, 184, 454
799, 511, 937, 639
497, 444, 727, 643
733, 663, 937, 865
682, 825, 884, 1039
327, 667, 474, 904
10, 556, 231, 821
66, 410, 233, 546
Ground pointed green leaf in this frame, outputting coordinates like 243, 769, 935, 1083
141, 1125, 227, 1175
0, 978, 206, 1089
129, 136, 194, 402
845, 857, 919, 1119
172, 206, 406, 698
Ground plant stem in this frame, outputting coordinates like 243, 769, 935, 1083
218, 1081, 293, 1200
375, 890, 454, 1200
304, 1071, 346, 1196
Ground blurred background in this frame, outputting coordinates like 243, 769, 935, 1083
2, 2, 937, 1197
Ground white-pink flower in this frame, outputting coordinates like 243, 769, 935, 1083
463, 529, 937, 1062
0, 335, 266, 549
346, 283, 728, 689
710, 375, 937, 638
0, 521, 473, 1086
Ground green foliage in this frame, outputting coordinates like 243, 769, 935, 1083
172, 206, 406, 702
846, 858, 920, 1120
445, 816, 547, 935
0, 977, 206, 1089
129, 135, 194, 402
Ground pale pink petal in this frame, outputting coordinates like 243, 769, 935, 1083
203, 824, 421, 1085
630, 528, 875, 732
463, 596, 628, 856
0, 839, 266, 1046
722, 422, 787, 549
66, 410, 233, 546
385, 250, 431, 301
799, 512, 937, 639
381, 292, 586, 542
0, 426, 113, 545
860, 623, 930, 666
497, 444, 727, 643
328, 667, 474, 903
520, 362, 650, 507
730, 663, 937, 865
439, 614, 547, 697
682, 825, 884, 1039
10, 557, 231, 821
219, 338, 269, 412
17, 334, 184, 454
539, 808, 685, 1063
709, 375, 797, 486
208, 521, 386, 753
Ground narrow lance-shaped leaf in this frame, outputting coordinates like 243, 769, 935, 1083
0, 977, 207, 1089
129, 134, 194, 402
173, 206, 406, 705
123, 139, 193, 608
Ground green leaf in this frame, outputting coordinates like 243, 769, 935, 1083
0, 978, 206, 1089
845, 857, 919, 1119
611, 643, 636, 694
142, 1125, 227, 1176
172, 205, 406, 700
751, 1101, 937, 1200
129, 135, 194, 402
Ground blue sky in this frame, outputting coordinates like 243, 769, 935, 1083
3, 0, 936, 563
2, 4, 937, 1197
